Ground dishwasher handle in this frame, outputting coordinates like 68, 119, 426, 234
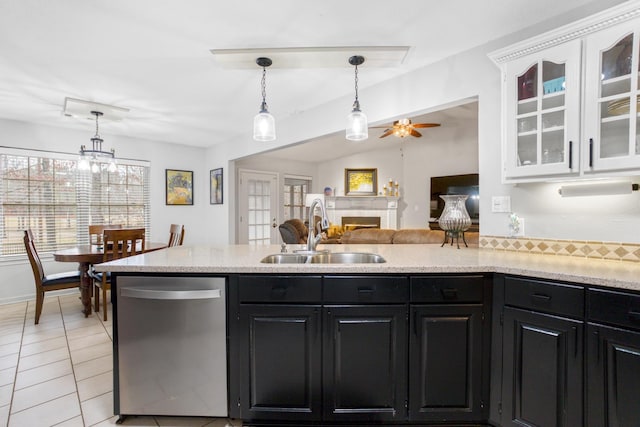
120, 287, 221, 300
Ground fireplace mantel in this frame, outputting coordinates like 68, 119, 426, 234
325, 196, 398, 229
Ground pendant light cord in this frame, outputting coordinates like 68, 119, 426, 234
353, 64, 359, 103
260, 66, 268, 112
94, 113, 100, 139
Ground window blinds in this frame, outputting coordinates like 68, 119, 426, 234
0, 148, 150, 257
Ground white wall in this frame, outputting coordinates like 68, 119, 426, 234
0, 118, 208, 303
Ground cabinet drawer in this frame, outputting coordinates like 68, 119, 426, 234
238, 275, 322, 303
323, 276, 408, 303
589, 288, 640, 331
504, 276, 584, 318
410, 275, 484, 303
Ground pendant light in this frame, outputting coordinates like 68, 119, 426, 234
253, 57, 276, 141
346, 55, 368, 141
78, 111, 117, 173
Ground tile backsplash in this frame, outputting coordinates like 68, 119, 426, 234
480, 235, 640, 263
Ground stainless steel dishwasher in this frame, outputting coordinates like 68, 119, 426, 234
115, 275, 227, 418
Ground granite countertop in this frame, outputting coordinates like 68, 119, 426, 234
93, 243, 640, 292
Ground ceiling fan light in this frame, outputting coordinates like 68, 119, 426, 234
253, 110, 276, 141
346, 108, 368, 141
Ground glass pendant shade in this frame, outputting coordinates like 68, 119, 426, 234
253, 109, 276, 141
346, 108, 368, 141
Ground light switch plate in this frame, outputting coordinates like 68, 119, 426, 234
491, 196, 511, 213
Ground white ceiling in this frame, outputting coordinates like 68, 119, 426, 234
0, 0, 618, 148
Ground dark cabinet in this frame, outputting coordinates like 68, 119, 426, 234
408, 275, 490, 423
238, 304, 322, 421
498, 276, 584, 427
502, 307, 583, 427
409, 304, 484, 421
323, 305, 407, 422
230, 273, 491, 425
587, 288, 640, 426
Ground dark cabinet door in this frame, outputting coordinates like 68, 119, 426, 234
587, 324, 640, 427
408, 304, 485, 422
502, 307, 583, 427
323, 305, 408, 422
238, 304, 322, 422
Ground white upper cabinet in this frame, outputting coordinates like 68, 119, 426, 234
490, 3, 640, 183
504, 40, 581, 179
583, 20, 640, 173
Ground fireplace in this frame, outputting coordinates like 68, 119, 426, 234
325, 196, 398, 229
342, 216, 381, 231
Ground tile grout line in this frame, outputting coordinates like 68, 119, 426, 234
6, 300, 28, 426
61, 295, 90, 427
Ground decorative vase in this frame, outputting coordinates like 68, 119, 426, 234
438, 195, 472, 248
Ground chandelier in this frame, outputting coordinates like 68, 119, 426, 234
78, 111, 117, 173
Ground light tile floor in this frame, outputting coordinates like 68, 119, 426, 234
0, 293, 241, 427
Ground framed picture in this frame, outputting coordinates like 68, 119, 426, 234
345, 168, 378, 196
210, 168, 223, 204
166, 169, 193, 205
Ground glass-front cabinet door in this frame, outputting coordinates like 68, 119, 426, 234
583, 20, 640, 173
504, 40, 581, 179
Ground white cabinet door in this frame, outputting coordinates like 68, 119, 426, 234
504, 39, 581, 180
583, 19, 640, 173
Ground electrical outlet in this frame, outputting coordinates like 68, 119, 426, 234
513, 218, 525, 237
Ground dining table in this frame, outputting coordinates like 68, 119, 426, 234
53, 241, 167, 317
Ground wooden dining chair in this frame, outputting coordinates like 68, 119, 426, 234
92, 228, 145, 321
23, 229, 81, 324
88, 224, 122, 245
167, 224, 185, 247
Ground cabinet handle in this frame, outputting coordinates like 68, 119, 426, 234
628, 310, 640, 322
594, 329, 601, 363
572, 326, 578, 358
589, 138, 594, 168
531, 293, 551, 304
413, 311, 418, 336
568, 140, 573, 169
441, 288, 458, 300
357, 287, 375, 294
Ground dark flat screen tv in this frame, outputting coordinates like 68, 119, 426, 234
430, 173, 479, 222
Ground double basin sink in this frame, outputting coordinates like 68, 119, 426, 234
261, 251, 386, 264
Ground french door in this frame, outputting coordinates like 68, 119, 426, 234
237, 170, 278, 244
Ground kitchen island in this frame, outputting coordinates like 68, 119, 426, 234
96, 244, 640, 426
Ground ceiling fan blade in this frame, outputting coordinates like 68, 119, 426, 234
379, 129, 395, 138
370, 125, 395, 129
410, 129, 422, 137
412, 123, 441, 128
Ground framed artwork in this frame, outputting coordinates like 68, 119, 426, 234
166, 169, 193, 205
345, 168, 378, 196
210, 168, 223, 204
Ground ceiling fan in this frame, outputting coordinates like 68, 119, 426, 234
374, 118, 440, 138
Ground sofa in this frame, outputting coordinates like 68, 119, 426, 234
339, 228, 479, 245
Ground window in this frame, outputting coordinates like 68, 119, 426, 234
283, 175, 311, 222
0, 148, 150, 257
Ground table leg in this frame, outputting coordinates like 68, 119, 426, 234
79, 262, 92, 317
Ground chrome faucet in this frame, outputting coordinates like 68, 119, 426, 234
307, 198, 330, 252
